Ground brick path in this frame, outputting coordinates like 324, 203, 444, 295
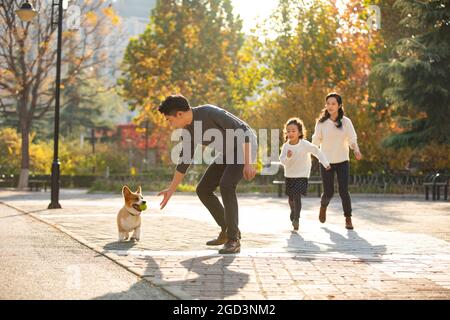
1, 190, 449, 299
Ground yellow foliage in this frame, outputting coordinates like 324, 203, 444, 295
85, 11, 97, 26
30, 141, 53, 174
0, 128, 21, 173
102, 6, 121, 26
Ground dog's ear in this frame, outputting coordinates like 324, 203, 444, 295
122, 185, 131, 197
136, 186, 142, 194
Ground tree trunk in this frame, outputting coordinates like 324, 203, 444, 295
17, 121, 30, 190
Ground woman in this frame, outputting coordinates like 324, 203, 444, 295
312, 93, 362, 230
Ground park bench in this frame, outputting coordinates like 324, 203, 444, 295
273, 177, 322, 198
424, 173, 448, 201
0, 174, 15, 188
29, 179, 48, 192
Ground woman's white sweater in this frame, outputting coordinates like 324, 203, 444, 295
312, 116, 359, 164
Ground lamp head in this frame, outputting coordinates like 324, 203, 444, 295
15, 1, 38, 22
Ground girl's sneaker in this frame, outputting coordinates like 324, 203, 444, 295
292, 219, 299, 231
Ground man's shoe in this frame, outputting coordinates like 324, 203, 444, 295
345, 217, 354, 230
319, 206, 327, 223
292, 219, 299, 231
206, 230, 228, 246
219, 240, 241, 254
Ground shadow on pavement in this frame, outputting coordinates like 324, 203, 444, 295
103, 240, 138, 251
93, 242, 249, 300
286, 231, 321, 257
322, 228, 387, 262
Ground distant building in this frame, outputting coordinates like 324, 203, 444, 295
112, 0, 156, 20
103, 0, 157, 131
109, 0, 155, 48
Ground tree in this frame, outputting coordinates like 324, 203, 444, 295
0, 0, 120, 188
118, 0, 245, 162
373, 0, 450, 147
238, 0, 398, 174
60, 75, 123, 137
247, 0, 356, 137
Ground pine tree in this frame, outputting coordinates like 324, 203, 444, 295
374, 0, 450, 147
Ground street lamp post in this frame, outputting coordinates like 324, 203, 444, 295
16, 0, 64, 209
48, 0, 63, 209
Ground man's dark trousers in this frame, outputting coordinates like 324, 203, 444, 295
196, 161, 244, 241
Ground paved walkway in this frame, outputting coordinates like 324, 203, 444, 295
1, 189, 449, 299
0, 204, 174, 300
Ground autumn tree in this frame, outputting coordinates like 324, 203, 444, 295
118, 0, 245, 162
0, 0, 120, 188
237, 0, 395, 173
247, 0, 356, 139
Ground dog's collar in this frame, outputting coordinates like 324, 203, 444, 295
125, 206, 141, 216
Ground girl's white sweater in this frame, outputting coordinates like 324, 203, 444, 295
280, 139, 330, 178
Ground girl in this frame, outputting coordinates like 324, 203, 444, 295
280, 117, 331, 231
312, 92, 362, 230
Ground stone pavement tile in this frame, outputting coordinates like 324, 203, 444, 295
392, 271, 426, 279
3, 193, 450, 300
325, 276, 347, 284
259, 284, 289, 291
299, 284, 339, 291
434, 282, 450, 289
266, 295, 304, 300
177, 285, 203, 292
294, 279, 314, 285
271, 283, 298, 290
223, 294, 266, 300
271, 275, 294, 281
305, 294, 343, 300
237, 285, 262, 291
333, 284, 369, 292
344, 294, 385, 300
301, 289, 342, 296
288, 271, 308, 277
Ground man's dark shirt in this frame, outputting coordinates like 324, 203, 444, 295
175, 105, 257, 174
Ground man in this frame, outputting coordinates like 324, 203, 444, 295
158, 94, 257, 254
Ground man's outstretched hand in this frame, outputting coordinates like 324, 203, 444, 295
158, 188, 174, 210
243, 164, 256, 181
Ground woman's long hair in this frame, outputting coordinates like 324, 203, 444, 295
284, 117, 306, 142
318, 93, 344, 128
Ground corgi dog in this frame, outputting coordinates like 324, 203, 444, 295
117, 185, 146, 242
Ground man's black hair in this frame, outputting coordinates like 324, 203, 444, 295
158, 94, 191, 115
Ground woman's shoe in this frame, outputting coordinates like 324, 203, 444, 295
319, 206, 327, 223
345, 217, 354, 230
